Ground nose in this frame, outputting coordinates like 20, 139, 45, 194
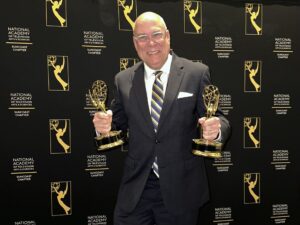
148, 38, 157, 46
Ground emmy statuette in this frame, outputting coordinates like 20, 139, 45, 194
192, 85, 222, 158
89, 80, 124, 151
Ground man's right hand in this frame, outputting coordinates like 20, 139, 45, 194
93, 110, 113, 135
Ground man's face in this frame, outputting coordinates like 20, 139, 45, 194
133, 19, 170, 70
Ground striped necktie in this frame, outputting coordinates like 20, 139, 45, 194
151, 71, 164, 177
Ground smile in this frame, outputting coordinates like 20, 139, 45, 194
148, 50, 160, 55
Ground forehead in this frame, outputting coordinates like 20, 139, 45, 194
134, 19, 164, 34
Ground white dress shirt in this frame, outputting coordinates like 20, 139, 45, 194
143, 54, 173, 113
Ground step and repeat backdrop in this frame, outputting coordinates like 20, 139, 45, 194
1, 0, 299, 225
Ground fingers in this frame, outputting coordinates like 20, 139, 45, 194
93, 110, 113, 135
198, 117, 221, 141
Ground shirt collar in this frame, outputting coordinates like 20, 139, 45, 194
144, 54, 173, 80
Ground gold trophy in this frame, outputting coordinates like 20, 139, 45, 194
192, 85, 222, 158
89, 80, 124, 151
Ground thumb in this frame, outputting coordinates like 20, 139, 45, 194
198, 117, 206, 125
106, 110, 113, 117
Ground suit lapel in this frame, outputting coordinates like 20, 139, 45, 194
132, 64, 156, 135
131, 55, 184, 135
157, 55, 184, 132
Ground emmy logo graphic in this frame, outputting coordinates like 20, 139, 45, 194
47, 55, 69, 91
245, 3, 262, 35
243, 117, 260, 149
50, 119, 71, 154
46, 0, 67, 27
244, 61, 262, 93
117, 0, 137, 31
184, 1, 202, 34
120, 58, 139, 71
244, 173, 260, 204
51, 181, 72, 216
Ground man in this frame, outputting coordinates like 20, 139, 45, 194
93, 12, 230, 225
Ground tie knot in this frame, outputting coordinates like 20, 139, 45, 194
154, 71, 163, 79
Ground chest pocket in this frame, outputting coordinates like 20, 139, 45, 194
177, 96, 197, 114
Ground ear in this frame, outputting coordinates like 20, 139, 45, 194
133, 37, 138, 50
165, 30, 170, 42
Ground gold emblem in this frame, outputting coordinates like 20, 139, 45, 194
244, 60, 262, 92
47, 55, 69, 91
184, 1, 202, 34
117, 0, 137, 31
244, 117, 260, 148
51, 181, 72, 216
245, 3, 263, 35
50, 119, 71, 154
46, 0, 67, 27
120, 58, 139, 71
244, 173, 260, 204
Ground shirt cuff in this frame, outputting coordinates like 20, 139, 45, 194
215, 129, 222, 141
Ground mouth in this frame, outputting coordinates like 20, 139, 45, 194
147, 50, 160, 55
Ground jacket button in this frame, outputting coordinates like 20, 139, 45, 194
155, 139, 160, 144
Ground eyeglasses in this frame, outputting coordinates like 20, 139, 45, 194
134, 31, 166, 43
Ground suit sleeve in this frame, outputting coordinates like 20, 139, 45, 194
110, 75, 129, 132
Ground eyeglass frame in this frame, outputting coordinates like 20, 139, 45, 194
133, 30, 169, 43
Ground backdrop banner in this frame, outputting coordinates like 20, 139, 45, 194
1, 1, 299, 225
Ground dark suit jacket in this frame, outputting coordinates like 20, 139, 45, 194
110, 53, 230, 215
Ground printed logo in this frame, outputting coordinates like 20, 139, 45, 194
244, 173, 260, 204
120, 58, 139, 71
184, 1, 202, 34
244, 60, 262, 92
46, 0, 67, 27
117, 0, 137, 31
243, 117, 260, 149
47, 55, 69, 91
51, 181, 72, 216
245, 3, 263, 35
50, 119, 71, 154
